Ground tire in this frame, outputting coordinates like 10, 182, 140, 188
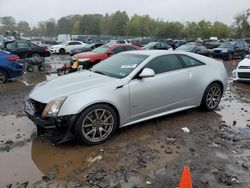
38, 65, 45, 71
0, 69, 7, 84
27, 66, 34, 72
59, 48, 65, 55
75, 104, 118, 145
200, 83, 223, 111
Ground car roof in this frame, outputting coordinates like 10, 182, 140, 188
123, 50, 180, 56
108, 43, 134, 47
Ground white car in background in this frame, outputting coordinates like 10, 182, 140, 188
232, 55, 250, 82
50, 41, 87, 54
108, 40, 132, 45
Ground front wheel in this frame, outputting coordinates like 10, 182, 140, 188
0, 69, 7, 83
75, 104, 118, 145
200, 83, 223, 111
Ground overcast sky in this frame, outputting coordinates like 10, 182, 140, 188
0, 0, 249, 26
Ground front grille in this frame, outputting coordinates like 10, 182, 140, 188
238, 72, 250, 78
29, 99, 46, 115
239, 66, 250, 69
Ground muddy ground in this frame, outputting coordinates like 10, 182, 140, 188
0, 55, 250, 188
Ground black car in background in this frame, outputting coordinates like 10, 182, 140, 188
212, 41, 247, 60
70, 43, 103, 56
244, 39, 250, 47
203, 39, 221, 49
4, 40, 50, 59
142, 42, 171, 50
175, 42, 211, 56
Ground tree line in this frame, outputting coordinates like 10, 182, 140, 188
0, 9, 250, 39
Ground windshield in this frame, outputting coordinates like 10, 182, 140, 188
91, 53, 148, 78
219, 43, 234, 49
92, 45, 109, 53
142, 42, 158, 49
176, 44, 195, 51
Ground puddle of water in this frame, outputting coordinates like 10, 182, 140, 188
216, 83, 250, 129
0, 143, 43, 186
0, 115, 35, 143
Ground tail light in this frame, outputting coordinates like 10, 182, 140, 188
45, 46, 49, 51
7, 56, 20, 61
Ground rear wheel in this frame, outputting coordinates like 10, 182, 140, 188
75, 104, 118, 145
0, 69, 7, 83
27, 66, 34, 72
59, 48, 65, 55
200, 83, 223, 111
38, 65, 45, 71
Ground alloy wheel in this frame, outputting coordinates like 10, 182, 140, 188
206, 85, 222, 109
81, 109, 114, 142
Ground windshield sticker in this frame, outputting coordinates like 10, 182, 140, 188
121, 64, 137, 69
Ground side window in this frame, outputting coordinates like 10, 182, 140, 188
6, 42, 16, 50
179, 55, 204, 67
125, 46, 136, 51
235, 42, 242, 49
16, 42, 30, 48
68, 42, 75, 45
111, 46, 125, 54
145, 55, 183, 74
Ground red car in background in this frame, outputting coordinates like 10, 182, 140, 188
72, 44, 141, 69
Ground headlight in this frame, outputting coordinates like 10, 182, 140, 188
42, 96, 67, 117
222, 49, 228, 53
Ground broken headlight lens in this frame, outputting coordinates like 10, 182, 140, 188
42, 96, 67, 117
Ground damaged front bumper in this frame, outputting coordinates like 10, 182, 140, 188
24, 99, 77, 143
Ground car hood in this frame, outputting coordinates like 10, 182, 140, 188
238, 58, 250, 67
29, 71, 117, 103
74, 52, 105, 59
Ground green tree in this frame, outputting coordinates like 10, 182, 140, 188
212, 22, 229, 38
108, 11, 129, 36
233, 9, 250, 38
45, 18, 56, 36
0, 16, 16, 33
17, 21, 31, 35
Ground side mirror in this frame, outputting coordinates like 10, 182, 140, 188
139, 68, 155, 78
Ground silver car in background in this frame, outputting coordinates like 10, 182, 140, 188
24, 50, 228, 145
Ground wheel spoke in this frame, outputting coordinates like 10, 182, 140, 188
86, 116, 94, 123
100, 110, 106, 120
83, 124, 93, 128
86, 129, 94, 136
104, 115, 112, 122
95, 110, 99, 119
92, 129, 96, 138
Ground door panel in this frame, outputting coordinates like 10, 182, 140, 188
129, 69, 190, 120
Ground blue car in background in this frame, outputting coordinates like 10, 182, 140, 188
0, 50, 23, 83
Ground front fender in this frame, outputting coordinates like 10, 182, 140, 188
58, 84, 130, 127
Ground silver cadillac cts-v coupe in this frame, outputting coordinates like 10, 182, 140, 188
24, 50, 228, 145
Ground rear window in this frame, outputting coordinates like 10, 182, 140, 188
179, 55, 204, 67
6, 42, 16, 50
